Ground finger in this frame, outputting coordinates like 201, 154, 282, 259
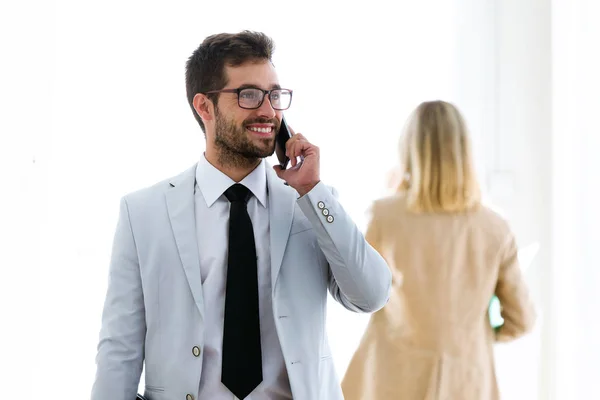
285, 132, 310, 166
292, 133, 308, 147
291, 142, 301, 167
286, 137, 301, 167
289, 139, 306, 167
273, 164, 286, 179
285, 133, 296, 157
285, 131, 301, 151
295, 138, 311, 158
296, 140, 309, 159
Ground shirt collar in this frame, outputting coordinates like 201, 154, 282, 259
195, 154, 268, 208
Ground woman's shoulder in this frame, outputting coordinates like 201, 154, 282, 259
369, 193, 410, 215
467, 203, 515, 246
476, 203, 512, 228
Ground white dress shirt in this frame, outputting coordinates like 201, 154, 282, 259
194, 155, 292, 400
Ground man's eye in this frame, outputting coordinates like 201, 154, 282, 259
240, 90, 259, 99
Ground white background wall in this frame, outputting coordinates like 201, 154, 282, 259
488, 0, 553, 398
1, 0, 597, 399
551, 0, 600, 398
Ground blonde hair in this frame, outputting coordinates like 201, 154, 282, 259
396, 100, 481, 213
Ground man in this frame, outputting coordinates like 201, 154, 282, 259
91, 31, 391, 400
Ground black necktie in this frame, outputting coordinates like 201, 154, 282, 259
221, 183, 263, 399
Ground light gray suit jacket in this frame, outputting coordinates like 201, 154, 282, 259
91, 164, 392, 400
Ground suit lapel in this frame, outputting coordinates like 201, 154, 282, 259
166, 164, 205, 320
266, 168, 296, 291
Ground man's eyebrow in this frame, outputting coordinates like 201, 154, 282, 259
237, 83, 282, 90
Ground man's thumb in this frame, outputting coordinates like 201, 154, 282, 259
273, 165, 284, 178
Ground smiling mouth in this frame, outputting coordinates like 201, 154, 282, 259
246, 126, 274, 135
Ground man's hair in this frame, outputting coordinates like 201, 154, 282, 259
185, 31, 275, 132
395, 100, 481, 213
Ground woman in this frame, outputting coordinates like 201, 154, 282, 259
341, 101, 536, 399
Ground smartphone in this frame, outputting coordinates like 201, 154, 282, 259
275, 116, 292, 169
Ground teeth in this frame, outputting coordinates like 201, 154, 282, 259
248, 127, 272, 133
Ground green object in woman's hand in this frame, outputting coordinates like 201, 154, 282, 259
489, 295, 504, 329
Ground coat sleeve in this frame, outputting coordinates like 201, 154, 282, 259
297, 183, 392, 313
91, 197, 146, 400
494, 233, 536, 342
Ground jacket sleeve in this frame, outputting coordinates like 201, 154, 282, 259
297, 182, 392, 313
91, 197, 146, 400
494, 233, 537, 342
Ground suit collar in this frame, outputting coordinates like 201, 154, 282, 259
195, 155, 268, 208
265, 164, 296, 290
167, 164, 205, 319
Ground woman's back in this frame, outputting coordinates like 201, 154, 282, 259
342, 196, 535, 400
370, 195, 532, 350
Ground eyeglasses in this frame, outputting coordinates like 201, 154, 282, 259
205, 87, 293, 110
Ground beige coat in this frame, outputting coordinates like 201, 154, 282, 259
341, 195, 536, 400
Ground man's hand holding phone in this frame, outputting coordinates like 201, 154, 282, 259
273, 121, 321, 197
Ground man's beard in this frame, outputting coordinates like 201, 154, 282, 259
214, 108, 278, 169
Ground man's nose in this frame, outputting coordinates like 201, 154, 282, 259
256, 95, 276, 118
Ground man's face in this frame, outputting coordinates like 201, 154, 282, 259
212, 60, 282, 161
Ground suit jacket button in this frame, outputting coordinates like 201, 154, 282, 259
186, 394, 194, 400
326, 215, 334, 223
192, 346, 201, 357
322, 208, 329, 216
317, 201, 325, 209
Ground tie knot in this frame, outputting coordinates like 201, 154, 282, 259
224, 183, 252, 204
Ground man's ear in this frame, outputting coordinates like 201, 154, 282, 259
193, 93, 214, 123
